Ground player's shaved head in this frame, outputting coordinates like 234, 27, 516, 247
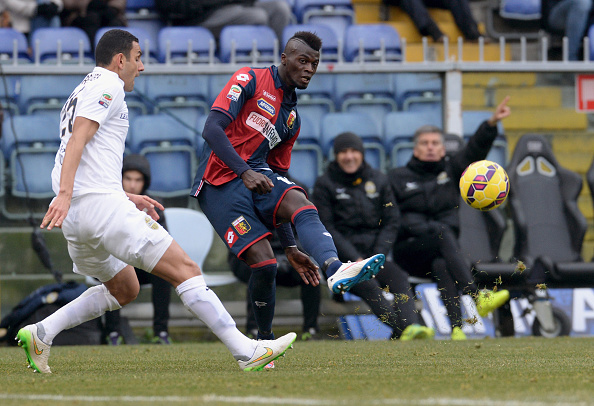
284, 31, 322, 53
95, 29, 139, 67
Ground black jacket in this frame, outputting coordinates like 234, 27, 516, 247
312, 161, 399, 262
388, 121, 498, 241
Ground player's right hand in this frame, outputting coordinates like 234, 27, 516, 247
241, 169, 274, 195
40, 193, 71, 230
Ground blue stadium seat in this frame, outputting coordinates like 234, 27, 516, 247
208, 74, 235, 107
126, 0, 156, 12
31, 27, 93, 64
282, 23, 340, 61
393, 72, 442, 112
19, 75, 84, 117
158, 26, 216, 64
127, 19, 164, 53
297, 73, 336, 119
1, 115, 59, 218
219, 25, 278, 63
462, 110, 507, 166
321, 112, 385, 169
293, 0, 354, 39
298, 110, 322, 144
383, 111, 442, 168
95, 26, 158, 63
343, 24, 401, 62
195, 115, 208, 159
0, 75, 22, 116
145, 74, 210, 124
499, 0, 541, 20
588, 25, 594, 60
0, 28, 31, 64
288, 145, 324, 192
0, 153, 4, 200
129, 115, 197, 197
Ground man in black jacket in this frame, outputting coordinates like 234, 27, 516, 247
388, 97, 511, 340
313, 132, 434, 340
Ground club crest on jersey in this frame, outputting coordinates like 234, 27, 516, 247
286, 110, 296, 129
232, 216, 251, 235
99, 92, 112, 108
144, 216, 159, 230
246, 112, 281, 149
257, 98, 275, 116
227, 85, 242, 101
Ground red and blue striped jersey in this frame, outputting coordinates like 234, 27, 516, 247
191, 65, 301, 194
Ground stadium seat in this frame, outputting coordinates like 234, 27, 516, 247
0, 28, 31, 64
321, 112, 385, 169
393, 73, 442, 112
95, 26, 158, 63
127, 18, 164, 53
462, 110, 508, 166
1, 115, 60, 219
164, 208, 238, 286
31, 27, 93, 64
589, 25, 594, 61
282, 23, 340, 62
208, 74, 235, 106
158, 27, 216, 64
343, 24, 401, 62
508, 133, 594, 286
296, 73, 336, 123
19, 75, 84, 117
288, 145, 324, 192
144, 74, 210, 124
219, 25, 278, 64
0, 74, 22, 116
383, 111, 442, 167
335, 73, 397, 134
129, 114, 197, 198
126, 0, 156, 12
499, 0, 541, 20
294, 0, 354, 39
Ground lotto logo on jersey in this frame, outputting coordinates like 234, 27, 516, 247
257, 98, 275, 116
232, 216, 251, 235
99, 92, 112, 108
225, 227, 238, 247
286, 109, 296, 129
246, 112, 281, 149
227, 85, 242, 101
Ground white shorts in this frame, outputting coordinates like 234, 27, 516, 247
60, 193, 173, 282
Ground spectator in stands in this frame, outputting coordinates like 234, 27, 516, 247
0, 0, 62, 37
541, 0, 593, 61
228, 229, 322, 341
312, 132, 434, 341
103, 154, 172, 345
154, 0, 292, 41
61, 0, 126, 48
381, 0, 480, 41
388, 97, 512, 340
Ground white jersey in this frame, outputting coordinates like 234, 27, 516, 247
52, 67, 129, 197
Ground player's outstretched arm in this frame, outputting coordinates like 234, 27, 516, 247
41, 117, 99, 230
285, 247, 320, 286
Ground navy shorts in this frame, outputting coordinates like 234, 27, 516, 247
198, 170, 305, 258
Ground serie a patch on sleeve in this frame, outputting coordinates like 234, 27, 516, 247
227, 85, 242, 101
99, 92, 113, 108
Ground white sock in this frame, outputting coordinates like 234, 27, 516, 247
39, 284, 121, 344
176, 275, 255, 360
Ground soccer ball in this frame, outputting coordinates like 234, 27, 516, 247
459, 160, 509, 211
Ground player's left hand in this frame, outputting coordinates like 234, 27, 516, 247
127, 193, 164, 221
286, 247, 320, 286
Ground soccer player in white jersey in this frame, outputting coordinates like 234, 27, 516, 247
15, 29, 296, 373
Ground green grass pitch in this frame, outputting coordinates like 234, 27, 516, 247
1, 337, 593, 406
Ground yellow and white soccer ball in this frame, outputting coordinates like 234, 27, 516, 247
459, 160, 509, 211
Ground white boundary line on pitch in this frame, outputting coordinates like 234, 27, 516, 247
0, 394, 591, 406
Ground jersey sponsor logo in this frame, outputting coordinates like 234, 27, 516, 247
232, 216, 251, 235
257, 98, 276, 116
236, 73, 250, 82
263, 90, 276, 101
225, 227, 238, 247
286, 109, 296, 129
246, 112, 281, 149
98, 92, 112, 108
144, 216, 159, 230
227, 85, 242, 101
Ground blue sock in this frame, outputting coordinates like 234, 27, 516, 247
248, 260, 277, 338
292, 206, 341, 277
